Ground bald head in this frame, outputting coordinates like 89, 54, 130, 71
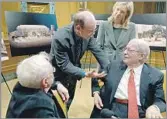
73, 10, 96, 39
73, 10, 96, 29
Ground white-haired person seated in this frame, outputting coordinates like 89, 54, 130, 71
6, 52, 69, 118
91, 38, 166, 118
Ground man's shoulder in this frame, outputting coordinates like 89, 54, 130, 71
33, 91, 55, 105
54, 24, 72, 41
21, 91, 55, 108
107, 60, 126, 71
144, 63, 163, 77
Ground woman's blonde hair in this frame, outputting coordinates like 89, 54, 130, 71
108, 2, 134, 28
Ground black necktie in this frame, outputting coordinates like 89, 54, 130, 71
75, 39, 82, 63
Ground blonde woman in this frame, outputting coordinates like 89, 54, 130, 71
97, 2, 136, 63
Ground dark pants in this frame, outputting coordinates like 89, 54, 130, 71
90, 106, 101, 118
91, 99, 146, 118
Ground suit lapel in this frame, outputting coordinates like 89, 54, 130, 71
109, 62, 127, 103
140, 64, 150, 106
69, 25, 76, 63
69, 24, 88, 63
106, 22, 117, 48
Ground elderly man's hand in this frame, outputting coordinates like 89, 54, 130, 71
86, 70, 106, 78
146, 105, 163, 118
57, 83, 69, 103
93, 92, 103, 109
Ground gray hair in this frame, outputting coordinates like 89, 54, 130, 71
129, 38, 150, 63
17, 52, 54, 89
39, 51, 52, 61
73, 10, 96, 28
108, 2, 134, 27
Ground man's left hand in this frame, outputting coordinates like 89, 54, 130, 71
146, 105, 163, 118
56, 83, 69, 103
86, 70, 106, 78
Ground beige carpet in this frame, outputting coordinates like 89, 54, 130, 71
1, 79, 18, 118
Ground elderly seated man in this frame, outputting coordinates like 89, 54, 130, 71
92, 39, 166, 118
6, 53, 69, 118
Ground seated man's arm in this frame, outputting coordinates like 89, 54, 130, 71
91, 64, 110, 110
152, 73, 166, 112
146, 73, 166, 118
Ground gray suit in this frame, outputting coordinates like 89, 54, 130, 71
91, 61, 166, 118
50, 24, 109, 99
97, 21, 136, 62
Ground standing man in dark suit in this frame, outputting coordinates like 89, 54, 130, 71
6, 52, 69, 118
50, 10, 109, 106
92, 39, 166, 118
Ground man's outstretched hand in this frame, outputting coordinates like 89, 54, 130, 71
85, 70, 107, 78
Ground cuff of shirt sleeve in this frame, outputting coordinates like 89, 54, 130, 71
51, 81, 61, 90
93, 91, 100, 96
81, 71, 86, 78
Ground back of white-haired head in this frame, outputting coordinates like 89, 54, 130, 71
129, 38, 150, 63
17, 53, 54, 89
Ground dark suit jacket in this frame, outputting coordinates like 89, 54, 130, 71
50, 24, 109, 89
6, 82, 60, 118
102, 61, 166, 113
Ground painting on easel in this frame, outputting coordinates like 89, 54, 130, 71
5, 11, 58, 57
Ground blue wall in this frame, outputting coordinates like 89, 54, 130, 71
5, 11, 58, 32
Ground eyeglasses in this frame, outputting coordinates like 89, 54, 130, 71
123, 47, 139, 53
86, 27, 97, 33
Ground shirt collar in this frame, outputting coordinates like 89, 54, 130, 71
113, 23, 129, 29
127, 64, 144, 75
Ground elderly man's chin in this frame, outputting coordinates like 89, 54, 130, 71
123, 57, 128, 64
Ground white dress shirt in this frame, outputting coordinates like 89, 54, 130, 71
114, 64, 144, 106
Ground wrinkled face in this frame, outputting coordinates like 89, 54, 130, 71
113, 5, 128, 24
123, 42, 142, 65
77, 20, 96, 40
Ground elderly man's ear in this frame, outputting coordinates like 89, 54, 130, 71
139, 54, 145, 61
76, 24, 82, 31
41, 78, 50, 88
